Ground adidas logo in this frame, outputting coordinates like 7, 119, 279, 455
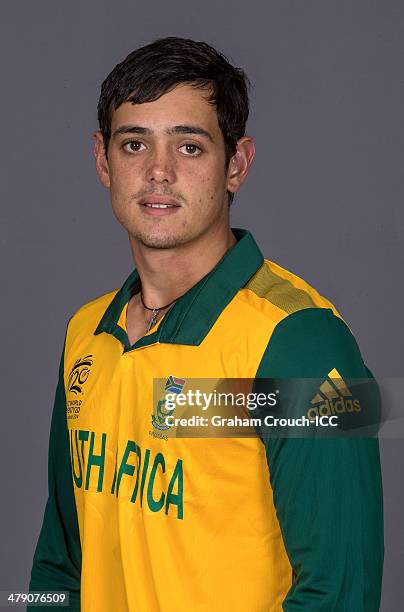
306, 368, 361, 421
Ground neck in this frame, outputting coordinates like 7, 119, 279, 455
128, 224, 237, 307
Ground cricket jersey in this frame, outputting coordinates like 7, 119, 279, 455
28, 227, 384, 611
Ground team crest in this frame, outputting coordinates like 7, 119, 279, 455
152, 376, 186, 431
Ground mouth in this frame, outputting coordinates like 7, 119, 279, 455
141, 203, 179, 209
138, 196, 181, 216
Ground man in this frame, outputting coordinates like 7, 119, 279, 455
28, 37, 384, 610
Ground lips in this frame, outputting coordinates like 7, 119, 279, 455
138, 196, 180, 209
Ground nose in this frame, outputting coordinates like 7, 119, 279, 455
145, 145, 176, 184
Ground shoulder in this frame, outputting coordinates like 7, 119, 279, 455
244, 257, 341, 319
257, 306, 368, 378
66, 288, 119, 337
243, 258, 369, 378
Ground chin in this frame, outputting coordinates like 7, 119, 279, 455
133, 228, 194, 250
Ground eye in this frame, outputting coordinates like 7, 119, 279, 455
179, 143, 202, 156
122, 140, 146, 153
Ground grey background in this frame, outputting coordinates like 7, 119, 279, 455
1, 0, 402, 609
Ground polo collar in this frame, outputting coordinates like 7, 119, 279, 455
94, 227, 264, 351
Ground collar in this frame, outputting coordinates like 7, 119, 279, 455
94, 227, 264, 351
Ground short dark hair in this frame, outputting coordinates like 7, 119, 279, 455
97, 36, 251, 206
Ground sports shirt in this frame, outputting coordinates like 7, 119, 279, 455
28, 227, 384, 611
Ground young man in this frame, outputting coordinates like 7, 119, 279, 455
28, 37, 384, 611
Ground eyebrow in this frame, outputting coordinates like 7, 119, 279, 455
112, 124, 214, 143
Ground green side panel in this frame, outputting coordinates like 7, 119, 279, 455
253, 308, 384, 611
28, 327, 81, 611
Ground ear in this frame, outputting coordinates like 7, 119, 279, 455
93, 130, 111, 188
226, 136, 256, 195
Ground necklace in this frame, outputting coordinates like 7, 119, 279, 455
140, 290, 183, 332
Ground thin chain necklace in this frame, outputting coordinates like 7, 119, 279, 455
140, 289, 184, 332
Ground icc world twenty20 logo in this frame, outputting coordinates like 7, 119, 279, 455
68, 355, 94, 395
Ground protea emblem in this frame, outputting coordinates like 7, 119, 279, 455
152, 375, 186, 430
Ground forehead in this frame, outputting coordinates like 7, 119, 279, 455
110, 83, 221, 136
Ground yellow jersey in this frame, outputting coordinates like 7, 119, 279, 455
28, 228, 383, 611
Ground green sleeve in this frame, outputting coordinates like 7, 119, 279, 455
28, 328, 82, 611
253, 308, 384, 611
